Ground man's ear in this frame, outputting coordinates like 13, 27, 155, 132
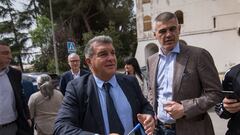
153, 32, 156, 37
85, 58, 91, 67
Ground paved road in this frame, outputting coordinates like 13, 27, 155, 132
209, 109, 228, 135
33, 110, 229, 135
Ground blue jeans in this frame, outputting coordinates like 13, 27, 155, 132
154, 122, 176, 135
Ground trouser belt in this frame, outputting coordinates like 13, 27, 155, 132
157, 119, 176, 129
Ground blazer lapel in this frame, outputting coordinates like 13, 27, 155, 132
173, 44, 189, 100
87, 75, 105, 133
148, 53, 160, 109
151, 54, 160, 89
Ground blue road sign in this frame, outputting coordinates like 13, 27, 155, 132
67, 41, 76, 54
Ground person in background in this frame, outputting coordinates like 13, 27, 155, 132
124, 57, 148, 97
215, 64, 240, 135
147, 12, 222, 135
216, 97, 240, 135
22, 79, 36, 102
28, 74, 63, 135
59, 53, 89, 95
0, 41, 33, 135
54, 35, 155, 135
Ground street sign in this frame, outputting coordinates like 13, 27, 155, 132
67, 41, 76, 54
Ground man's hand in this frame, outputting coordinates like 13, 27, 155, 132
164, 101, 185, 119
223, 97, 240, 113
137, 114, 155, 135
27, 119, 32, 127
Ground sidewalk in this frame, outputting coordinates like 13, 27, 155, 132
209, 109, 228, 135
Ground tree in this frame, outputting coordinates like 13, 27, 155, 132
0, 0, 32, 70
30, 15, 56, 72
27, 0, 137, 72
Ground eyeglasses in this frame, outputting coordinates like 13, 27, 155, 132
69, 60, 80, 63
158, 26, 177, 35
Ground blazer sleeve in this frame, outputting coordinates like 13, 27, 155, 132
54, 80, 96, 135
215, 103, 233, 119
181, 49, 223, 118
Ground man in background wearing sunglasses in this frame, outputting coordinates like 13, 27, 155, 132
59, 53, 89, 95
146, 12, 223, 135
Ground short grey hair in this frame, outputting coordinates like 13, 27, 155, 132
37, 74, 54, 99
68, 53, 79, 60
37, 74, 51, 88
153, 12, 178, 32
84, 35, 113, 58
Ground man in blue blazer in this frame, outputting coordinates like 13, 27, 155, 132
0, 42, 33, 135
54, 35, 155, 135
59, 53, 89, 95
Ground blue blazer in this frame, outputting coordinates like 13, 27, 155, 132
54, 73, 154, 135
59, 69, 89, 95
7, 67, 33, 135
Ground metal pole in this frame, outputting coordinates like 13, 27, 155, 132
49, 0, 59, 74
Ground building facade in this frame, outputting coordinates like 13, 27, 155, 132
135, 0, 240, 72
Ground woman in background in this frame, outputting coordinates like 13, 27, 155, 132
124, 57, 147, 97
28, 74, 63, 135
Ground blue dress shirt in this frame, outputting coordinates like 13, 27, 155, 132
156, 42, 180, 124
93, 75, 133, 135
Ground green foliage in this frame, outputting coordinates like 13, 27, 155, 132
29, 16, 54, 72
0, 0, 33, 71
25, 0, 137, 72
30, 16, 51, 48
82, 21, 137, 68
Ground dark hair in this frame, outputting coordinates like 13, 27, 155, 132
153, 12, 178, 32
124, 57, 143, 81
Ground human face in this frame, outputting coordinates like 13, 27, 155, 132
86, 42, 117, 81
124, 64, 134, 75
0, 45, 12, 71
154, 18, 180, 53
68, 55, 80, 73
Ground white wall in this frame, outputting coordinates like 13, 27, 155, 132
135, 0, 240, 72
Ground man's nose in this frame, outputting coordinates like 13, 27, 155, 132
107, 54, 115, 60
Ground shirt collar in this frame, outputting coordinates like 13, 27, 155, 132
0, 66, 9, 76
159, 42, 180, 56
93, 75, 117, 89
71, 70, 80, 76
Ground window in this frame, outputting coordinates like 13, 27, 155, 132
213, 17, 216, 28
143, 15, 152, 31
238, 27, 240, 36
175, 10, 184, 24
143, 0, 151, 4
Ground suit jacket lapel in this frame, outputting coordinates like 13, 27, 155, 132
151, 54, 160, 89
87, 75, 105, 133
173, 44, 189, 100
148, 53, 160, 109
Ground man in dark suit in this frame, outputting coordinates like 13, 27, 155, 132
54, 35, 155, 135
0, 41, 33, 135
146, 12, 223, 135
59, 53, 89, 95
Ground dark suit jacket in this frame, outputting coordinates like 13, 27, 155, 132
147, 43, 223, 135
59, 69, 89, 95
54, 73, 154, 135
7, 67, 33, 135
